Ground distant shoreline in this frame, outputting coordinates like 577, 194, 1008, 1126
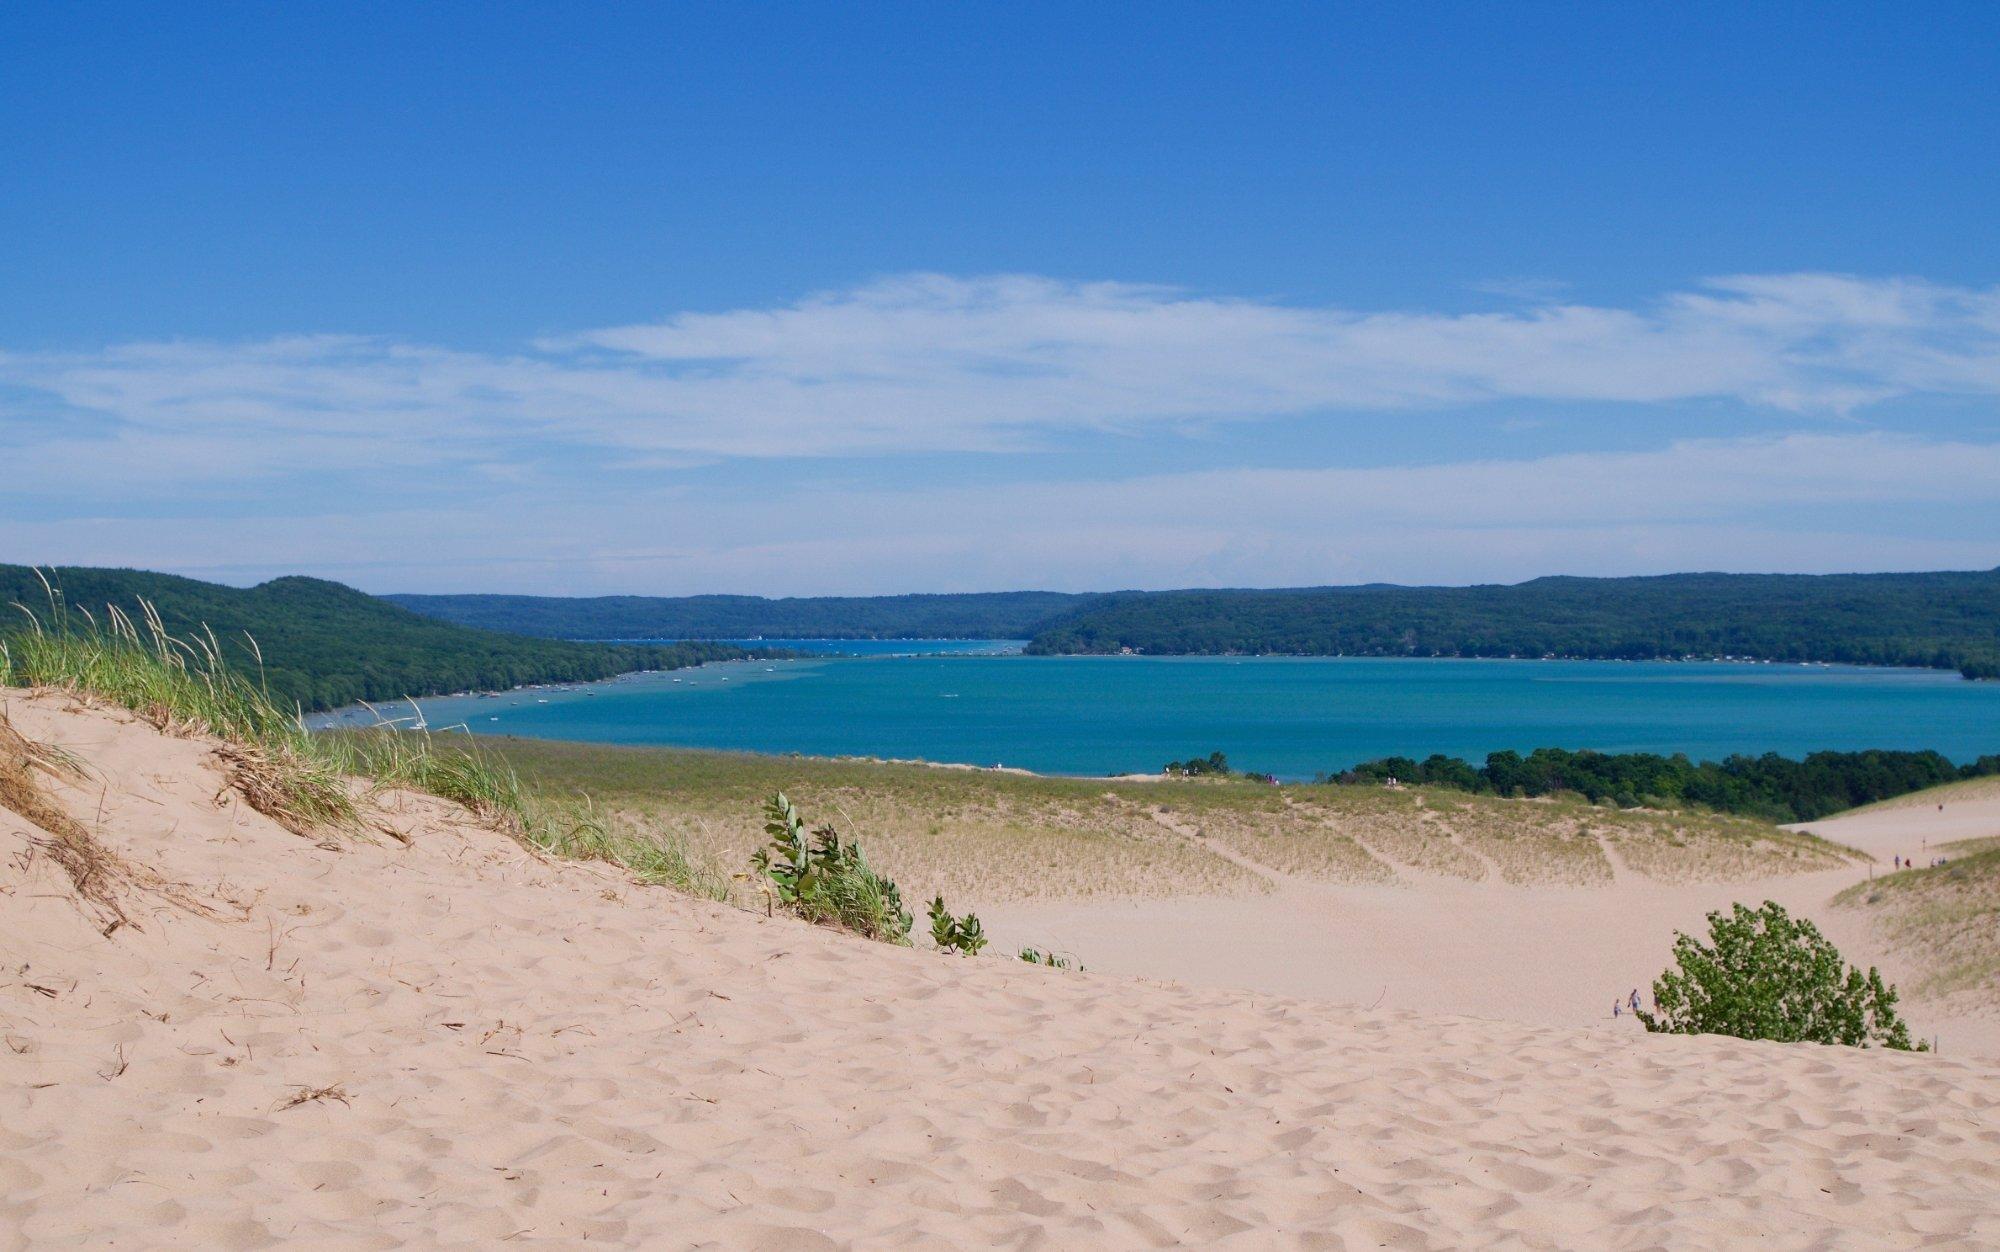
306, 654, 1999, 805
307, 650, 1961, 729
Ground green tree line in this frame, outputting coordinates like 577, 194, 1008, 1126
1, 566, 768, 713
1023, 569, 2000, 679
387, 589, 1087, 640
1331, 745, 2000, 822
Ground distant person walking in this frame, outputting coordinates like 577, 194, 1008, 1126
1629, 988, 1642, 1014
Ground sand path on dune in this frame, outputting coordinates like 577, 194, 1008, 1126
989, 794, 2000, 1062
5, 692, 2000, 1248
1789, 785, 2000, 862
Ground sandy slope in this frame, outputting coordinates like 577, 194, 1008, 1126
1791, 786, 2000, 862
989, 795, 2000, 1064
4, 691, 1999, 1249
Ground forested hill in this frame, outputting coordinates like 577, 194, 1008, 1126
386, 590, 1089, 640
1022, 570, 2000, 679
0, 566, 759, 712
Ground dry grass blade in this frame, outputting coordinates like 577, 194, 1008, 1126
0, 712, 134, 932
24, 737, 88, 781
0, 712, 136, 928
275, 1083, 351, 1111
214, 741, 355, 841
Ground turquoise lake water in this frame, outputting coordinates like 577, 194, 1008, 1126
321, 648, 2000, 780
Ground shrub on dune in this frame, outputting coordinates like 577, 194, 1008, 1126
751, 792, 914, 942
927, 894, 987, 955
1636, 900, 1922, 1050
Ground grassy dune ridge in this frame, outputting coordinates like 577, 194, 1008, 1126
483, 736, 1862, 909
0, 599, 727, 899
1838, 836, 2000, 1005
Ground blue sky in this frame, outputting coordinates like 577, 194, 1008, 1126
3, 3, 1997, 593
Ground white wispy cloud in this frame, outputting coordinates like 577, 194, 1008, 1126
8, 433, 1997, 592
4, 273, 1997, 590
4, 272, 1999, 483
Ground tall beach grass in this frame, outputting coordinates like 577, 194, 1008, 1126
2, 574, 724, 899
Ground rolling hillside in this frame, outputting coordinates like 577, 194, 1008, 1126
1023, 570, 2000, 678
387, 589, 1089, 640
0, 566, 756, 712
392, 570, 2000, 678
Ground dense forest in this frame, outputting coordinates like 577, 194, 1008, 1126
1332, 746, 2000, 823
394, 571, 2000, 677
0, 566, 762, 713
1021, 570, 2000, 679
16, 565, 1995, 715
387, 590, 1089, 640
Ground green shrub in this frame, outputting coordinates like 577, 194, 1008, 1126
1636, 900, 1922, 1050
927, 895, 987, 955
1018, 947, 1080, 971
750, 792, 912, 943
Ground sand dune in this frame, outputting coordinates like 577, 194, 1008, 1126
988, 790, 2000, 1065
5, 690, 1999, 1248
1791, 784, 2000, 861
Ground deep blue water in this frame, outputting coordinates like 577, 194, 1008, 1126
318, 649, 2000, 780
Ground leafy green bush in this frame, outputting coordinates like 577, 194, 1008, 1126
750, 793, 913, 943
927, 895, 988, 954
1636, 901, 1922, 1050
1165, 751, 1231, 776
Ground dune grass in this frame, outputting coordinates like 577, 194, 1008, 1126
475, 736, 1266, 906
1836, 837, 2000, 1004
1, 583, 724, 900
3, 589, 356, 835
481, 736, 1863, 908
0, 708, 137, 932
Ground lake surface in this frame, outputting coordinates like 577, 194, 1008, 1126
686, 638, 1024, 657
319, 650, 2000, 780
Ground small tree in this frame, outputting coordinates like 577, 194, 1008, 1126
1636, 901, 1922, 1050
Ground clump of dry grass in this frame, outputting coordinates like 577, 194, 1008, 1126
276, 1083, 352, 1111
0, 711, 135, 932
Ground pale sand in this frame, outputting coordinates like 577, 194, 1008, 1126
4, 691, 1999, 1248
1790, 785, 2000, 861
988, 797, 2000, 1063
